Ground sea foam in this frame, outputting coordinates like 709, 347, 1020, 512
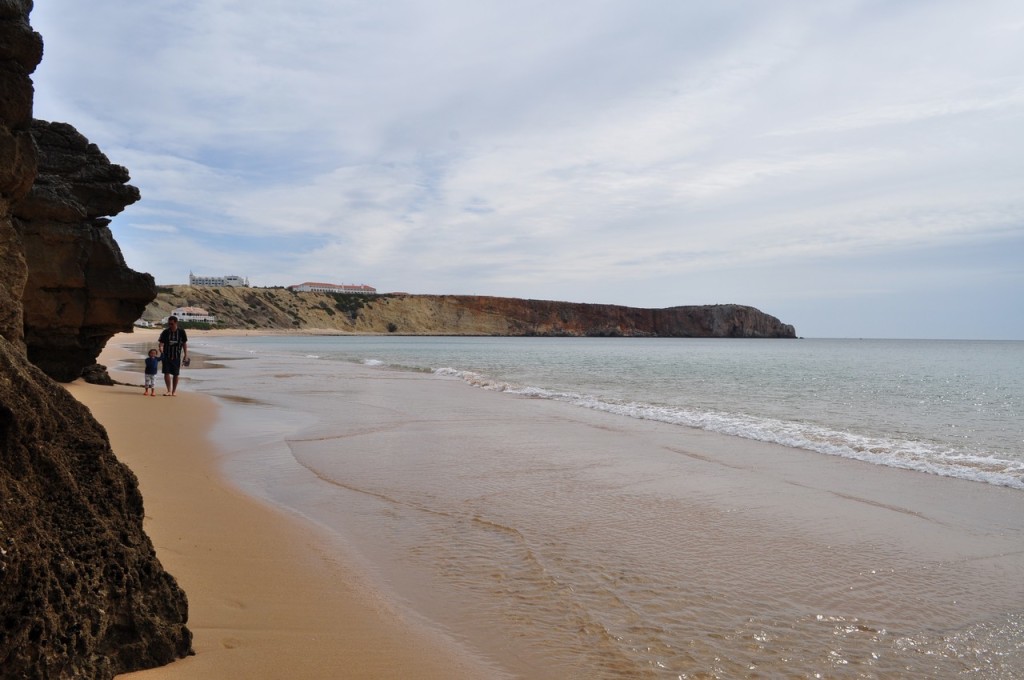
433, 367, 1024, 490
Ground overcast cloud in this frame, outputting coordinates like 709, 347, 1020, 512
28, 0, 1024, 338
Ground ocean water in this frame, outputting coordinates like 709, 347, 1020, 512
193, 337, 1024, 490
174, 336, 1024, 678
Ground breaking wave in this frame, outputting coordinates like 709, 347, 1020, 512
432, 367, 1024, 491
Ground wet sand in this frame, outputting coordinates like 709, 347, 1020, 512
68, 330, 499, 679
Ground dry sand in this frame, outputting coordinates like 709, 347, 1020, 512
67, 331, 495, 680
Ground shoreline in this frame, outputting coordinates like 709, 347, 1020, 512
182, 331, 1023, 492
71, 329, 1024, 677
176, 331, 1024, 676
68, 330, 500, 679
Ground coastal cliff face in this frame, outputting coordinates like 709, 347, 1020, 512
0, 2, 192, 677
0, 0, 39, 351
14, 120, 155, 383
146, 287, 798, 338
0, 343, 192, 678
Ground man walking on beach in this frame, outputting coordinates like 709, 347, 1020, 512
158, 315, 189, 396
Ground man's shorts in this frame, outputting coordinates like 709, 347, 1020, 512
163, 358, 181, 376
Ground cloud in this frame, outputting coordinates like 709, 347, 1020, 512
27, 0, 1024, 338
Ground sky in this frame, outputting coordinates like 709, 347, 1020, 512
28, 0, 1024, 339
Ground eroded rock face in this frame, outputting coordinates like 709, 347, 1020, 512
0, 2, 193, 677
13, 120, 156, 382
655, 303, 797, 338
0, 0, 41, 349
0, 339, 192, 678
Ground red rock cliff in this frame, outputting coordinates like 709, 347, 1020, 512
413, 297, 798, 338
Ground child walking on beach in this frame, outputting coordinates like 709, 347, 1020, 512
143, 349, 160, 396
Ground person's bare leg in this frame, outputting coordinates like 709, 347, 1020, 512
171, 375, 179, 395
164, 373, 172, 395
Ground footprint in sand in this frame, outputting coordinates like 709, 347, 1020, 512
221, 637, 242, 649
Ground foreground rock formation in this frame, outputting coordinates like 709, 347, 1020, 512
147, 286, 798, 338
0, 2, 192, 677
14, 120, 155, 383
0, 343, 192, 677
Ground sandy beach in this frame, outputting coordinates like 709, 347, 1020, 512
68, 330, 497, 680
68, 330, 1024, 678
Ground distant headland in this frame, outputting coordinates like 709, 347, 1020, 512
144, 284, 798, 339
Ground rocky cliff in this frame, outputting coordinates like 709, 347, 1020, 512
0, 343, 192, 678
14, 120, 155, 382
0, 2, 192, 677
146, 287, 797, 338
0, 0, 39, 351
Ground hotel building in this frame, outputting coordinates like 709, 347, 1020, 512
288, 282, 378, 295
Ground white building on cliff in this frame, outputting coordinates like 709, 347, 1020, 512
160, 306, 217, 324
189, 272, 249, 287
289, 282, 377, 295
